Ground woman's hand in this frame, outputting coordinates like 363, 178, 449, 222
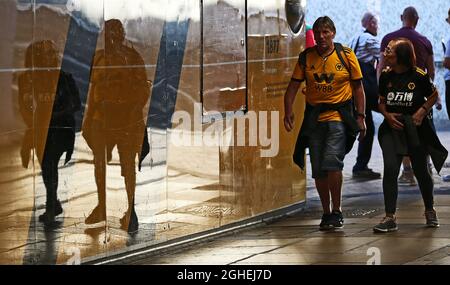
412, 107, 427, 126
284, 112, 295, 132
384, 112, 404, 130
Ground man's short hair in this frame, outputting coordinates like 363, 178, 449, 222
312, 16, 336, 33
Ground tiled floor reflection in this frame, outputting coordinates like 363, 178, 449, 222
0, 125, 304, 264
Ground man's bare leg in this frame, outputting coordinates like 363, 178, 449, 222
315, 178, 331, 214
85, 150, 107, 224
328, 170, 343, 212
120, 152, 139, 232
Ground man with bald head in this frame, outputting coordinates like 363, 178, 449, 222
378, 7, 435, 78
378, 6, 440, 185
349, 12, 381, 180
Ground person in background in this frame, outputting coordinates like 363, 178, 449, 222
349, 12, 381, 180
443, 8, 450, 182
305, 23, 316, 48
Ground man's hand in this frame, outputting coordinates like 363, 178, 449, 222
356, 116, 366, 141
435, 95, 443, 111
284, 112, 295, 132
384, 112, 404, 130
412, 108, 427, 126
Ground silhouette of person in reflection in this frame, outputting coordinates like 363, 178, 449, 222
82, 19, 150, 233
18, 40, 81, 225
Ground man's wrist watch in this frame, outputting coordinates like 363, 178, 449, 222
356, 112, 366, 119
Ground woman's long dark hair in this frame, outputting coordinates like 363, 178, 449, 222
392, 38, 417, 69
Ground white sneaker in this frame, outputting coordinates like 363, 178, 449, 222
398, 170, 417, 186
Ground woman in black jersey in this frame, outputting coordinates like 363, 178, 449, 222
374, 38, 448, 233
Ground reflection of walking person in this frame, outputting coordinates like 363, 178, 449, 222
18, 40, 81, 226
373, 39, 447, 233
82, 19, 150, 233
284, 16, 366, 231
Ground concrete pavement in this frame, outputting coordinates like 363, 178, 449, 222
122, 131, 450, 265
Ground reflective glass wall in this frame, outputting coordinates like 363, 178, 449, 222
0, 0, 306, 264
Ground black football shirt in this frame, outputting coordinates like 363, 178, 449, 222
379, 67, 436, 115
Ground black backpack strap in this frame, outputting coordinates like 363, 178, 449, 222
334, 43, 358, 115
334, 43, 352, 78
298, 46, 314, 68
296, 47, 313, 83
353, 35, 361, 54
352, 31, 371, 54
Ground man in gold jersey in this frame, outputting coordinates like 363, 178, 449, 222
284, 16, 366, 231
